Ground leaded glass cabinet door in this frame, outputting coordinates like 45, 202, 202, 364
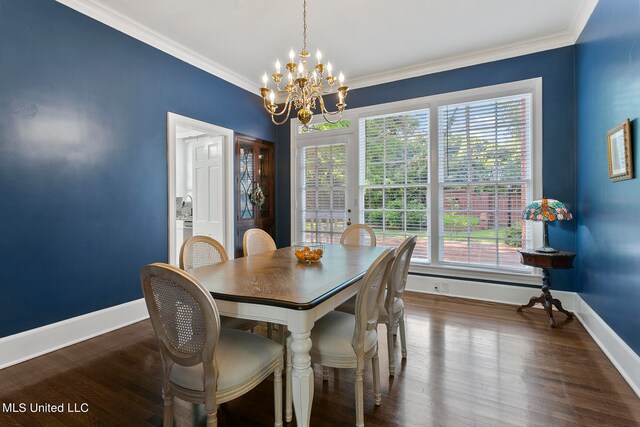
234, 134, 275, 258
238, 142, 254, 221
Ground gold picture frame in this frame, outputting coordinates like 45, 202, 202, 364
607, 119, 633, 181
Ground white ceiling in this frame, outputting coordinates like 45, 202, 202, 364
59, 0, 598, 93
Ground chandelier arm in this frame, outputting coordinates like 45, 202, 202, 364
262, 97, 293, 117
321, 110, 345, 124
271, 102, 293, 125
317, 95, 341, 116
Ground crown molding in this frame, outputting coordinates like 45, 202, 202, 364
347, 30, 576, 90
56, 0, 598, 98
55, 0, 258, 95
570, 0, 599, 42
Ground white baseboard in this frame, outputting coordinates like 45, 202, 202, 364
405, 274, 639, 398
406, 273, 576, 311
574, 295, 640, 398
0, 299, 149, 370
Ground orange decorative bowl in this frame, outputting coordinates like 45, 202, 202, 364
293, 243, 325, 264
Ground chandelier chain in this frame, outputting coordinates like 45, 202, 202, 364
302, 0, 307, 52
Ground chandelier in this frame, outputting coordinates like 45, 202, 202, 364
260, 0, 348, 128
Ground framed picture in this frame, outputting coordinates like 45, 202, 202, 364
607, 119, 633, 181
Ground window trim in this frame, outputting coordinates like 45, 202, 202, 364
290, 78, 543, 283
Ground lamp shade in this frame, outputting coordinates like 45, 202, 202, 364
522, 198, 572, 222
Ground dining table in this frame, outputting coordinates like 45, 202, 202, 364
188, 243, 386, 427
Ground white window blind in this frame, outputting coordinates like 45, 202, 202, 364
438, 94, 532, 269
360, 110, 430, 262
298, 142, 347, 244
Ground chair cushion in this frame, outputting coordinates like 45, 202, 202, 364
310, 311, 377, 362
169, 329, 282, 393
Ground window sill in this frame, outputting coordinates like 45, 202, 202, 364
409, 263, 542, 286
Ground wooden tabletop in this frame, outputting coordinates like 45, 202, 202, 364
189, 244, 387, 310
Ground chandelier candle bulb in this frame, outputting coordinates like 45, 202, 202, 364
339, 71, 345, 85
289, 48, 295, 61
275, 59, 281, 74
262, 72, 268, 88
327, 61, 333, 76
316, 49, 322, 63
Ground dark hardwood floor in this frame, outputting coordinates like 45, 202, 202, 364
1, 292, 639, 426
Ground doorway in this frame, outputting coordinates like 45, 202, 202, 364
167, 113, 235, 266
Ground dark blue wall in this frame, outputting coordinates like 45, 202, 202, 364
576, 0, 640, 355
276, 47, 577, 291
0, 0, 275, 337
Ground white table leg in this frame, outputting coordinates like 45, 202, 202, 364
289, 330, 313, 427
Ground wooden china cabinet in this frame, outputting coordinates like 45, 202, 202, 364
234, 134, 275, 258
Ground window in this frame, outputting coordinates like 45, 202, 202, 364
298, 119, 351, 134
360, 110, 430, 262
292, 79, 540, 276
438, 94, 532, 269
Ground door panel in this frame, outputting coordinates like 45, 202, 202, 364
295, 136, 355, 244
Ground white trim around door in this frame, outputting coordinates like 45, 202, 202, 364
167, 113, 235, 264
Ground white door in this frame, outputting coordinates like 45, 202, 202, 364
294, 134, 357, 244
192, 135, 225, 244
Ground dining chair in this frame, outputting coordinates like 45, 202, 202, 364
179, 235, 259, 333
337, 235, 417, 376
242, 228, 279, 340
285, 248, 395, 427
140, 263, 283, 427
335, 223, 377, 328
379, 235, 416, 375
243, 228, 277, 256
340, 224, 377, 247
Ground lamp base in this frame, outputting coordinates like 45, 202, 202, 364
535, 245, 558, 253
536, 221, 558, 253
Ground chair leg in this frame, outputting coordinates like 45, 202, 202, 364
386, 322, 395, 376
322, 366, 329, 381
399, 314, 408, 358
206, 410, 217, 427
162, 388, 174, 427
372, 352, 381, 405
274, 365, 283, 427
204, 388, 217, 427
354, 368, 364, 427
285, 336, 293, 423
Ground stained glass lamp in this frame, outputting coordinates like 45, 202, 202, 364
521, 198, 572, 253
